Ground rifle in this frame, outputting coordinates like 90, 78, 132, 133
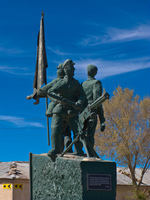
47, 92, 83, 111
60, 92, 110, 158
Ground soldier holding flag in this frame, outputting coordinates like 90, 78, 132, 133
26, 12, 74, 152
37, 63, 73, 153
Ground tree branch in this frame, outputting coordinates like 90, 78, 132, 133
138, 157, 150, 186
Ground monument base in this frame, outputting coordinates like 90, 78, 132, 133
30, 153, 116, 200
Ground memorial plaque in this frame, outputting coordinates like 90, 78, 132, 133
87, 174, 111, 191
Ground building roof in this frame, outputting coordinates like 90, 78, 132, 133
0, 161, 149, 186
117, 167, 150, 186
0, 161, 29, 180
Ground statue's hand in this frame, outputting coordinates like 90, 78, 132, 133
26, 95, 32, 100
101, 123, 105, 132
37, 89, 47, 97
75, 101, 83, 111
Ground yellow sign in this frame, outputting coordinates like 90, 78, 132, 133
14, 184, 23, 189
3, 184, 11, 189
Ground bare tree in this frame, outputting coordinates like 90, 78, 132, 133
95, 86, 150, 199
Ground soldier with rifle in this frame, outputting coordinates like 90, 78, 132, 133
48, 91, 110, 158
47, 59, 86, 158
82, 64, 106, 156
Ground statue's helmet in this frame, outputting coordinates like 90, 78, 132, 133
63, 59, 75, 68
87, 64, 98, 74
56, 63, 63, 69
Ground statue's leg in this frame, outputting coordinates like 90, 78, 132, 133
63, 122, 73, 153
64, 135, 73, 153
69, 116, 84, 156
47, 114, 63, 158
86, 117, 97, 157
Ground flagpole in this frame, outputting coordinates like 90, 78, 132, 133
46, 97, 50, 146
41, 11, 50, 146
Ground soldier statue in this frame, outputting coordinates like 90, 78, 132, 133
82, 64, 105, 156
37, 63, 73, 152
47, 59, 86, 158
37, 63, 65, 117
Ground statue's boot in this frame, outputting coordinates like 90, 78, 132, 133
74, 140, 84, 156
47, 127, 62, 159
86, 119, 96, 157
64, 136, 73, 153
86, 137, 95, 157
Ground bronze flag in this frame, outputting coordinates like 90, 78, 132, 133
26, 12, 50, 145
27, 11, 48, 104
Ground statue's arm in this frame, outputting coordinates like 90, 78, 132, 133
76, 83, 87, 106
37, 79, 58, 97
93, 80, 103, 100
93, 80, 105, 131
47, 79, 64, 103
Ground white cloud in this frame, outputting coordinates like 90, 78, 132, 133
47, 47, 72, 56
0, 66, 33, 76
0, 47, 24, 54
80, 24, 150, 46
103, 25, 150, 43
74, 57, 150, 79
0, 115, 44, 128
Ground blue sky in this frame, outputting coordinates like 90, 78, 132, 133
0, 0, 150, 162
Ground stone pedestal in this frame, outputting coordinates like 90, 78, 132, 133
30, 153, 116, 200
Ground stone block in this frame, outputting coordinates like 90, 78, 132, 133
30, 153, 116, 200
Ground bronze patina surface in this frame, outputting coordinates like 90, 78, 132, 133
82, 64, 106, 156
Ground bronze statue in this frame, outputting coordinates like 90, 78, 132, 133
47, 59, 86, 158
37, 63, 65, 117
37, 63, 73, 152
27, 58, 108, 158
59, 92, 109, 158
82, 64, 105, 156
